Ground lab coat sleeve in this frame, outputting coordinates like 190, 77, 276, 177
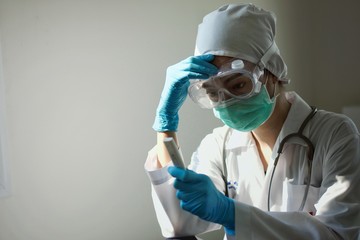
234, 203, 340, 240
144, 146, 221, 238
233, 122, 360, 239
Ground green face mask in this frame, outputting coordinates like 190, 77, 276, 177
213, 85, 276, 132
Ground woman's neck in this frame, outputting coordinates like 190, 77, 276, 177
252, 92, 291, 150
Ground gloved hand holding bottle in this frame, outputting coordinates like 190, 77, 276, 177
168, 166, 235, 235
152, 54, 218, 132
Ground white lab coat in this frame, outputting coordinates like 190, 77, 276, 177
145, 92, 360, 240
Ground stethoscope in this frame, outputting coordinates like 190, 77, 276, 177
221, 106, 318, 212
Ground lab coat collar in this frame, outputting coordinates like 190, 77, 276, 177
226, 129, 254, 149
271, 92, 313, 159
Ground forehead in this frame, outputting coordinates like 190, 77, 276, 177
211, 56, 234, 67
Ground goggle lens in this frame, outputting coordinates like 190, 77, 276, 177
188, 60, 263, 109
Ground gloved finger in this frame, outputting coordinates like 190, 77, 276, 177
168, 166, 187, 180
166, 63, 215, 86
168, 167, 201, 184
182, 57, 218, 75
179, 168, 205, 183
176, 188, 204, 202
195, 53, 215, 62
173, 178, 201, 191
191, 55, 217, 69
180, 199, 205, 217
169, 166, 207, 183
172, 55, 216, 71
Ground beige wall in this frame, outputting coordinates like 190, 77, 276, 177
283, 0, 360, 112
311, 1, 360, 111
0, 1, 359, 240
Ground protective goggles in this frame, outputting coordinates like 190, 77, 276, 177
188, 59, 264, 109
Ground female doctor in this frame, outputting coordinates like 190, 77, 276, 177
145, 3, 360, 240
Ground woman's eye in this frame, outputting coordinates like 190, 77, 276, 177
232, 82, 246, 90
228, 79, 253, 96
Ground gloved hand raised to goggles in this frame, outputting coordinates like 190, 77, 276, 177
152, 54, 218, 132
168, 166, 235, 234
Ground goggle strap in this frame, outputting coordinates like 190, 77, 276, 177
258, 41, 278, 70
254, 82, 262, 93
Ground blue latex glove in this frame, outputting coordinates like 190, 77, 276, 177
152, 54, 218, 132
168, 166, 235, 233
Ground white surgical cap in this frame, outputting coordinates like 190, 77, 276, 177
195, 3, 289, 83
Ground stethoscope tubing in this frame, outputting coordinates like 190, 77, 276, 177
267, 107, 317, 211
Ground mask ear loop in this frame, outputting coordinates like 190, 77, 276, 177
266, 71, 279, 101
260, 70, 278, 102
